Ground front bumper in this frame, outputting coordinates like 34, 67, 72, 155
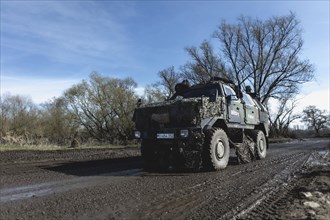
138, 128, 205, 170
138, 128, 203, 147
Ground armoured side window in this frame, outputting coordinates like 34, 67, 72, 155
224, 85, 238, 100
253, 99, 267, 112
242, 93, 255, 106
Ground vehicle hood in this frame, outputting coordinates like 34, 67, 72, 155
133, 99, 202, 130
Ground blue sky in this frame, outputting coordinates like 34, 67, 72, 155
1, 0, 329, 113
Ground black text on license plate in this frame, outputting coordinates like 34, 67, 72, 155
157, 133, 174, 139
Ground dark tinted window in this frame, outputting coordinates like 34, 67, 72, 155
182, 84, 221, 101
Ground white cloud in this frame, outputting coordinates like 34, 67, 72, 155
134, 87, 145, 97
296, 90, 330, 112
0, 75, 78, 104
1, 75, 147, 104
267, 89, 329, 128
1, 1, 135, 66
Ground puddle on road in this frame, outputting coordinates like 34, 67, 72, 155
304, 150, 330, 167
0, 168, 143, 203
1, 188, 53, 202
0, 182, 55, 194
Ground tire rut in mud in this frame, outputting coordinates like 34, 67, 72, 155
0, 148, 140, 164
239, 150, 330, 220
0, 149, 141, 188
1, 140, 328, 220
133, 151, 309, 220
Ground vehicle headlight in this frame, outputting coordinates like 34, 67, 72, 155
180, 129, 189, 138
134, 131, 141, 139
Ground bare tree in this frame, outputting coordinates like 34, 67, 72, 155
154, 66, 181, 99
214, 12, 314, 103
41, 97, 77, 145
268, 96, 300, 137
145, 66, 181, 102
143, 85, 166, 104
181, 40, 230, 84
0, 94, 39, 135
302, 106, 329, 136
63, 72, 137, 143
0, 93, 41, 144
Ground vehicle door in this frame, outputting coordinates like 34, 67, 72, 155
223, 85, 244, 124
242, 93, 259, 125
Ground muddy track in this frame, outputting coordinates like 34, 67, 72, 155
0, 139, 329, 220
240, 150, 330, 220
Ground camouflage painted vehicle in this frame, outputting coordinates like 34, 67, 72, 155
133, 77, 269, 171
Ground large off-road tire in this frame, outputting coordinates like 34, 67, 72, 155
141, 140, 156, 171
203, 128, 230, 170
252, 130, 267, 160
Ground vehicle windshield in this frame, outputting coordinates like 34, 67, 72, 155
181, 84, 221, 101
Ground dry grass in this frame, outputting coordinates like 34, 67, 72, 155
0, 144, 138, 152
268, 137, 292, 143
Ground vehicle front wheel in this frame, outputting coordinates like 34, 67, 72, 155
254, 130, 267, 159
203, 128, 230, 170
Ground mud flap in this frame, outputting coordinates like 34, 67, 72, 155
150, 147, 203, 171
234, 134, 256, 164
182, 150, 203, 171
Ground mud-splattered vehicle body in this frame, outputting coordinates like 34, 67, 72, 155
133, 78, 269, 171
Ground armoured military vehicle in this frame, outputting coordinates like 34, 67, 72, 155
133, 77, 269, 171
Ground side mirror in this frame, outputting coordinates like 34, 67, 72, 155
136, 99, 142, 107
237, 91, 243, 99
234, 85, 243, 99
226, 95, 232, 102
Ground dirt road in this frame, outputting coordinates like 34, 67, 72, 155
0, 139, 329, 220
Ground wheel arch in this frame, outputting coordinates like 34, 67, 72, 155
202, 118, 228, 132
255, 123, 269, 137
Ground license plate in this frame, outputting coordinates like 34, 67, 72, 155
157, 133, 174, 139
